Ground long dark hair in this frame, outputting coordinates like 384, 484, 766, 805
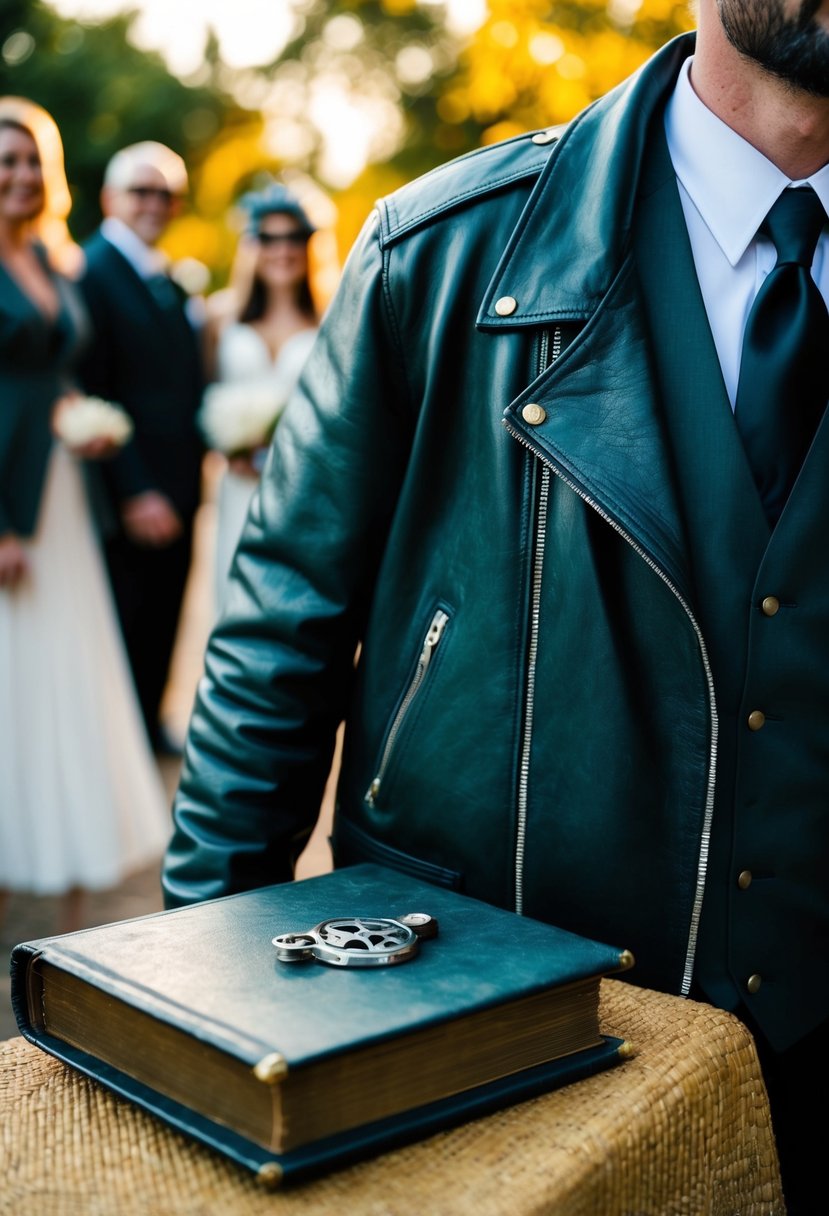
237, 219, 317, 324
238, 265, 316, 324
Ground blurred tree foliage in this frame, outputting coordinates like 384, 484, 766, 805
456, 0, 693, 143
0, 0, 253, 239
0, 0, 694, 281
327, 0, 693, 251
189, 0, 694, 277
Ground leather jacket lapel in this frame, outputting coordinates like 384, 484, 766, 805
503, 256, 692, 600
477, 34, 696, 330
482, 35, 699, 597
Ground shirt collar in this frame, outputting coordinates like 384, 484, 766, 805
664, 56, 829, 267
100, 216, 170, 279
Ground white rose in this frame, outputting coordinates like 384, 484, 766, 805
55, 396, 134, 448
198, 381, 287, 455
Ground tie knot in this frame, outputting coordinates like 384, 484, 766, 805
762, 186, 827, 268
145, 271, 182, 310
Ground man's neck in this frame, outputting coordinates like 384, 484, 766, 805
101, 215, 153, 252
693, 7, 829, 180
100, 216, 167, 279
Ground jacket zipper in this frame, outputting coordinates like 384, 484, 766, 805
513, 328, 559, 916
504, 348, 717, 995
365, 608, 450, 807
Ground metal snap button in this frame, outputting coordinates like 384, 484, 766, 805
521, 403, 547, 426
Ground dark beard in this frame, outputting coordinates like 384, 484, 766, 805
718, 0, 829, 97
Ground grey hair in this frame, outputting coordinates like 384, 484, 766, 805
104, 141, 188, 194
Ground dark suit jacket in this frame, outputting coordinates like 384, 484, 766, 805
78, 231, 204, 532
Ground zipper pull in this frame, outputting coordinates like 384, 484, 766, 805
421, 610, 449, 670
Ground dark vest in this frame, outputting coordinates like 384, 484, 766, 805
633, 123, 829, 1052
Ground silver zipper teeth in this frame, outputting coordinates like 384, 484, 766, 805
504, 404, 717, 994
514, 327, 559, 915
365, 609, 450, 807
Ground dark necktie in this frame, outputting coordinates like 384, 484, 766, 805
145, 271, 183, 312
734, 186, 829, 525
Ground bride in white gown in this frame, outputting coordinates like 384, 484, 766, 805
202, 184, 319, 612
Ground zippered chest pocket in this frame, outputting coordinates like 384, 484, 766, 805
365, 606, 451, 807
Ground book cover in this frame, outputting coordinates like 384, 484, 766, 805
11, 863, 633, 1185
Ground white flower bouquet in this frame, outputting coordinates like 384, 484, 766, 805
198, 381, 287, 457
54, 395, 134, 448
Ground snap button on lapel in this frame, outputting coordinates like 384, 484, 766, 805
531, 130, 557, 145
495, 296, 517, 316
522, 403, 547, 425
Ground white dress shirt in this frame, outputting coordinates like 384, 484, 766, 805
100, 216, 171, 279
99, 216, 204, 327
663, 56, 829, 410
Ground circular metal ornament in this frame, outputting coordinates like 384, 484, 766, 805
272, 913, 437, 968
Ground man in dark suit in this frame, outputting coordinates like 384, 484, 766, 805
79, 142, 204, 753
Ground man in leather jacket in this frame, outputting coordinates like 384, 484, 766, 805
164, 4, 829, 1207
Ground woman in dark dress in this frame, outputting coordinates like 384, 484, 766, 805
0, 99, 169, 934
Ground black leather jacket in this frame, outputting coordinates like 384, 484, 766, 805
165, 36, 716, 1001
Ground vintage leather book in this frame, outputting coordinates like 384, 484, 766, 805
11, 863, 633, 1185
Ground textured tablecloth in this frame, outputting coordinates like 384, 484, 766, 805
1, 979, 784, 1215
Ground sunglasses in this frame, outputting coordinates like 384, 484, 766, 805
255, 231, 309, 247
126, 186, 179, 205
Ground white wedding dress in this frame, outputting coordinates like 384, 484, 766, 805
0, 446, 171, 895
212, 323, 317, 612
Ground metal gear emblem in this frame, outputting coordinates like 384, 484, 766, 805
272, 912, 438, 968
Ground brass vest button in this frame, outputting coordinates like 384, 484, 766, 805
747, 710, 766, 731
494, 295, 517, 316
761, 596, 780, 617
521, 403, 547, 426
746, 974, 762, 995
531, 130, 557, 145
737, 870, 753, 890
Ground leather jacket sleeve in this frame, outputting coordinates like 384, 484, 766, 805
163, 214, 415, 907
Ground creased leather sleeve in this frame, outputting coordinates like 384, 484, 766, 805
163, 214, 414, 907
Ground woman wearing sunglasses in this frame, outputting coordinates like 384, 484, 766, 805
201, 183, 319, 612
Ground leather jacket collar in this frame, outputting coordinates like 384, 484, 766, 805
478, 33, 696, 330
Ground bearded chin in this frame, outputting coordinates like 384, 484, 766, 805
718, 0, 829, 97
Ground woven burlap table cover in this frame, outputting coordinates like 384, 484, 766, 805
1, 979, 784, 1216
